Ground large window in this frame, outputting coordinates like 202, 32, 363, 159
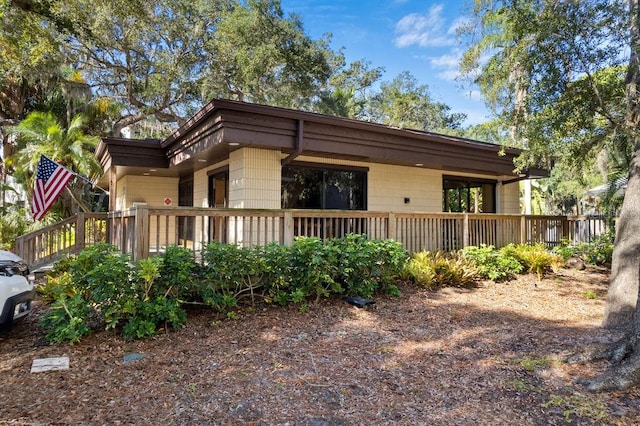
443, 176, 496, 213
282, 164, 367, 210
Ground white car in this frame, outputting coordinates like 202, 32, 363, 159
0, 250, 35, 328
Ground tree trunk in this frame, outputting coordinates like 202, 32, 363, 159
602, 146, 640, 328
575, 0, 640, 391
603, 0, 640, 329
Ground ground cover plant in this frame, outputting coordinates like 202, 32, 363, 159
39, 235, 408, 343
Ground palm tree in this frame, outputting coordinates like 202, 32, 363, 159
9, 111, 102, 218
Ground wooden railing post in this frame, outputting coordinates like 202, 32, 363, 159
387, 213, 396, 240
462, 213, 469, 248
16, 236, 24, 260
76, 212, 86, 252
134, 206, 150, 261
520, 215, 527, 244
283, 210, 294, 246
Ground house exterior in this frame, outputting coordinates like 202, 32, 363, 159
96, 99, 543, 218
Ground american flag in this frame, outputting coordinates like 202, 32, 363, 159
32, 155, 75, 220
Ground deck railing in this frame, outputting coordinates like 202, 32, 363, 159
15, 212, 109, 269
109, 207, 611, 261
16, 208, 611, 267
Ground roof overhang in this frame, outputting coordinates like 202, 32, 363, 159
97, 99, 545, 185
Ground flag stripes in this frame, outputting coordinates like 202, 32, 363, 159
32, 155, 75, 221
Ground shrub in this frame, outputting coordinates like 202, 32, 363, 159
40, 244, 189, 343
461, 244, 524, 281
288, 237, 341, 304
156, 245, 199, 300
200, 242, 265, 311
261, 242, 293, 306
552, 232, 614, 266
331, 234, 407, 298
403, 251, 478, 289
501, 244, 563, 280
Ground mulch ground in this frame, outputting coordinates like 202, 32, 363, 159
2, 266, 640, 425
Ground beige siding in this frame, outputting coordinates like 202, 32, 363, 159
116, 175, 179, 209
498, 182, 521, 214
115, 149, 520, 217
229, 148, 281, 209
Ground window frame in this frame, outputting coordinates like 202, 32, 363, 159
281, 162, 368, 210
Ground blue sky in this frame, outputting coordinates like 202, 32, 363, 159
280, 0, 490, 126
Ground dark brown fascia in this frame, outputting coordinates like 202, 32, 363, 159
98, 137, 168, 169
129, 99, 537, 178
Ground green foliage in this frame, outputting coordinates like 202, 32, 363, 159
156, 245, 199, 299
41, 236, 408, 343
501, 244, 564, 280
330, 234, 408, 298
122, 296, 187, 340
367, 71, 466, 132
39, 293, 92, 344
403, 251, 478, 289
461, 244, 524, 281
40, 243, 189, 343
261, 242, 294, 306
288, 237, 341, 303
0, 206, 32, 250
200, 242, 263, 311
552, 232, 614, 266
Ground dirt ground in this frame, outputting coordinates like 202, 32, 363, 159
2, 266, 640, 425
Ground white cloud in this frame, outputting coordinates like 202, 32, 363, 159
394, 4, 455, 48
430, 50, 463, 81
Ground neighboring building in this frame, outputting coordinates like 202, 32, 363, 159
96, 99, 545, 216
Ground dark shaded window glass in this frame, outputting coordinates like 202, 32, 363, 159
443, 176, 496, 213
282, 165, 366, 210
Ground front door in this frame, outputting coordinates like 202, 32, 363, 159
208, 171, 228, 242
178, 175, 194, 247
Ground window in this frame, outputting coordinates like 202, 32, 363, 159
443, 176, 496, 213
282, 164, 367, 210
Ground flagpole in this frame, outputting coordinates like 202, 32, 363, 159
70, 169, 109, 194
41, 155, 108, 194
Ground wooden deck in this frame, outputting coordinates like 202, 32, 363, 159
15, 207, 611, 268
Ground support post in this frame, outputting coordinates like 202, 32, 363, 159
76, 212, 86, 252
388, 213, 396, 240
462, 213, 469, 248
134, 206, 150, 261
283, 211, 294, 246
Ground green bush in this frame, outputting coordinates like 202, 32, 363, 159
552, 232, 614, 266
200, 242, 264, 311
156, 245, 199, 299
501, 244, 563, 279
331, 234, 407, 298
40, 293, 92, 343
403, 251, 478, 289
261, 242, 294, 306
40, 235, 409, 343
40, 243, 189, 343
288, 237, 341, 304
461, 244, 524, 281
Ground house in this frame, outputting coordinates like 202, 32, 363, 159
96, 98, 544, 217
